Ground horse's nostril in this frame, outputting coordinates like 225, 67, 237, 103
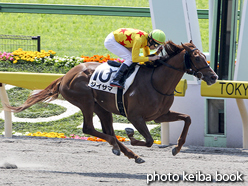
211, 75, 218, 80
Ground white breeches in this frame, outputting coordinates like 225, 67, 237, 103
104, 32, 132, 66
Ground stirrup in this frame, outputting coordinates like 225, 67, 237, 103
110, 81, 124, 88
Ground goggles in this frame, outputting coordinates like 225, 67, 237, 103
149, 34, 160, 48
150, 39, 160, 48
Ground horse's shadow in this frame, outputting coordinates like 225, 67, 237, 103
179, 145, 248, 157
37, 170, 145, 180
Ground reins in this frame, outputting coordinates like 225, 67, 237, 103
151, 47, 209, 96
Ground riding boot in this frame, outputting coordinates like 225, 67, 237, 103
110, 63, 129, 88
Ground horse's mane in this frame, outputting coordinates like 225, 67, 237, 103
156, 40, 185, 64
163, 40, 184, 58
146, 40, 185, 67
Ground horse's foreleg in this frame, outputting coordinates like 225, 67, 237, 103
94, 103, 144, 163
154, 110, 191, 156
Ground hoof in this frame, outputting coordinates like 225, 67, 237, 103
172, 147, 178, 156
135, 157, 145, 164
112, 149, 121, 156
125, 128, 134, 136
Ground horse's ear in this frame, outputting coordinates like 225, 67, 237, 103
181, 42, 191, 52
189, 40, 197, 48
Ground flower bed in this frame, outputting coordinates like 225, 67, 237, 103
0, 130, 161, 144
0, 49, 124, 69
25, 132, 161, 144
25, 131, 127, 142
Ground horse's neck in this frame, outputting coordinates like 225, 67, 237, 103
153, 53, 185, 94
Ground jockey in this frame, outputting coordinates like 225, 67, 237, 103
104, 28, 166, 88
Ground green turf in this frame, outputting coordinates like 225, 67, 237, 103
0, 0, 209, 58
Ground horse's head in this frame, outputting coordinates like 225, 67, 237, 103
181, 40, 218, 85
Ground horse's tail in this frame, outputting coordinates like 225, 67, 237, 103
8, 76, 63, 113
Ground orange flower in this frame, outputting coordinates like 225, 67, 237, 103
116, 135, 126, 142
81, 54, 119, 63
86, 135, 126, 142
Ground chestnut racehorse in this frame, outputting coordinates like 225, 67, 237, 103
9, 40, 217, 163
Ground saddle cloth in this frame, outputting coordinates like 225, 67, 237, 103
88, 62, 140, 94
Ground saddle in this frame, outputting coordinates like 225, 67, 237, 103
88, 61, 140, 117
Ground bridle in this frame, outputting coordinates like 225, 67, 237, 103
183, 48, 210, 79
151, 47, 210, 96
157, 47, 209, 79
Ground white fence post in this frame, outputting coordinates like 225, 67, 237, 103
161, 122, 169, 145
236, 99, 248, 149
0, 83, 12, 137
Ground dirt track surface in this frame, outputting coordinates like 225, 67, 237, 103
0, 136, 248, 186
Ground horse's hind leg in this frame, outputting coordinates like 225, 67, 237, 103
60, 86, 120, 156
93, 103, 120, 155
94, 103, 144, 163
154, 110, 191, 156
81, 105, 122, 155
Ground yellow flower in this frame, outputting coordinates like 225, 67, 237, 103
48, 50, 56, 55
154, 140, 161, 144
11, 48, 56, 63
13, 60, 18, 64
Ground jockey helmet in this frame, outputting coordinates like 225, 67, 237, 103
149, 29, 166, 45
